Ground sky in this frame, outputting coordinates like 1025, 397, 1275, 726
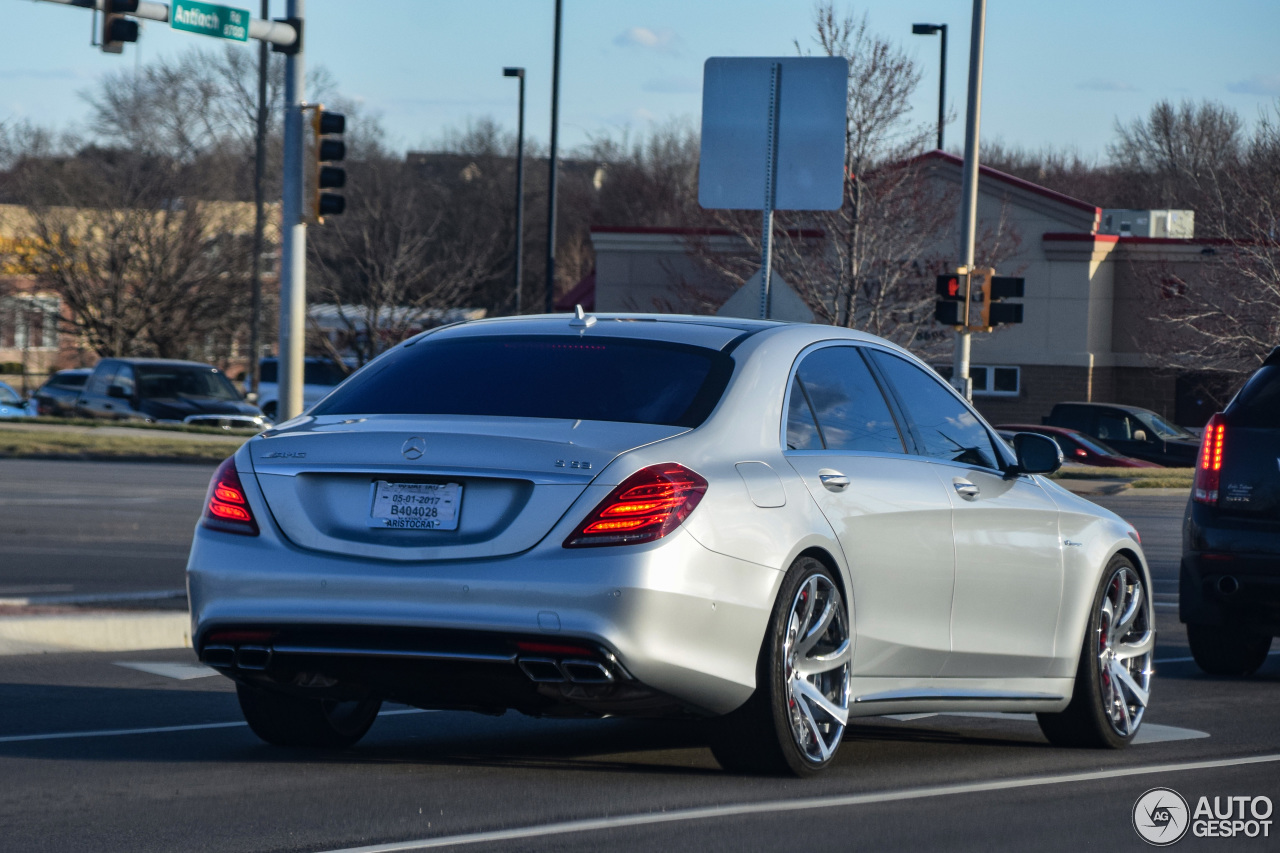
4, 0, 1280, 159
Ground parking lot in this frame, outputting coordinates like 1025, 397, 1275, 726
0, 460, 1276, 852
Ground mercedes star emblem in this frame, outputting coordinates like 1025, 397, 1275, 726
401, 437, 426, 461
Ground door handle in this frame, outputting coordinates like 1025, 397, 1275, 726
818, 471, 850, 491
953, 481, 980, 500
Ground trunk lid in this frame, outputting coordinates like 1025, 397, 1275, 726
248, 414, 686, 561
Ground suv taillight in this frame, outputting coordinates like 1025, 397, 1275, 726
1193, 414, 1225, 505
563, 464, 707, 548
200, 457, 260, 536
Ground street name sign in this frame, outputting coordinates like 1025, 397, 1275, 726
171, 1, 249, 42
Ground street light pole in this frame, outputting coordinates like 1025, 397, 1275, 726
503, 67, 526, 316
248, 0, 269, 399
545, 0, 562, 314
953, 0, 987, 401
912, 22, 948, 151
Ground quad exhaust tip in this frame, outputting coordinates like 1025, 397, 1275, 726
517, 656, 614, 684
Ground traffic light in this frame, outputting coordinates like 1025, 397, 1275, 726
979, 272, 1026, 328
101, 0, 139, 54
311, 105, 346, 222
934, 273, 967, 326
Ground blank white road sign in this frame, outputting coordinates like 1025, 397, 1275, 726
698, 56, 849, 211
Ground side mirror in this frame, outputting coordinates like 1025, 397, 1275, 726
1133, 429, 1149, 443
1009, 432, 1062, 477
107, 385, 128, 399
245, 391, 259, 404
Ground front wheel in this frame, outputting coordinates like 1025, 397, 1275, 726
237, 683, 382, 748
711, 557, 851, 776
1038, 555, 1153, 748
1187, 623, 1272, 676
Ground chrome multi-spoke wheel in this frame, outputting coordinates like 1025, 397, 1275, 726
711, 557, 851, 776
1096, 564, 1153, 737
1038, 554, 1153, 748
783, 573, 851, 763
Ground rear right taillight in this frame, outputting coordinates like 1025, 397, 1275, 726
564, 463, 707, 548
1193, 414, 1225, 505
200, 456, 260, 536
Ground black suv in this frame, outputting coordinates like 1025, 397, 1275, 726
1043, 402, 1199, 466
75, 358, 267, 429
1181, 347, 1280, 675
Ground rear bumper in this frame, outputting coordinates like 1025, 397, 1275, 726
1181, 511, 1280, 635
186, 525, 781, 716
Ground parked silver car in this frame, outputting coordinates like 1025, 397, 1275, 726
187, 314, 1153, 775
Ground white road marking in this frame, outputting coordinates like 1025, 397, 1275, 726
0, 589, 187, 607
0, 708, 432, 744
881, 712, 1207, 744
113, 662, 219, 680
317, 753, 1280, 853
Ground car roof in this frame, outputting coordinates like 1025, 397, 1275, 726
103, 358, 224, 369
995, 423, 1078, 436
1053, 401, 1160, 416
421, 312, 908, 355
54, 368, 93, 375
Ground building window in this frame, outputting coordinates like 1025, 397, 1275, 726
0, 296, 60, 351
970, 364, 1020, 397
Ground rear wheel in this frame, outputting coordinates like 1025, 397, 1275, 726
236, 682, 382, 748
1038, 555, 1152, 748
711, 557, 851, 776
1187, 623, 1272, 676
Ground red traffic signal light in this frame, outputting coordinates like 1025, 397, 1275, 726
936, 274, 963, 299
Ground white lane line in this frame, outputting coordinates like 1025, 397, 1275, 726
0, 708, 431, 744
0, 589, 187, 607
318, 753, 1280, 853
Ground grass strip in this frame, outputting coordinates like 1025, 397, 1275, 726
0, 416, 261, 437
0, 428, 243, 463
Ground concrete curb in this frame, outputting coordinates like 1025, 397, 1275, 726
0, 611, 191, 656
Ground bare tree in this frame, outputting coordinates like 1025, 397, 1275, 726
307, 121, 509, 366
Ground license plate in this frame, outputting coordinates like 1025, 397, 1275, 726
367, 481, 462, 530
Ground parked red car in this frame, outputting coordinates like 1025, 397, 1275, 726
996, 424, 1162, 468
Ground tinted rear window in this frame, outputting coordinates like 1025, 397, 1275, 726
1229, 365, 1280, 428
314, 335, 732, 427
54, 372, 88, 389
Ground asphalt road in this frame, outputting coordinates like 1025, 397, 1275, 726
0, 459, 215, 599
2, 465, 1277, 852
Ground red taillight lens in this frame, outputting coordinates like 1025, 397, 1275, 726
564, 464, 708, 548
200, 457, 260, 536
1193, 414, 1225, 505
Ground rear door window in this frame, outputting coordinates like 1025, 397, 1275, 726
1096, 412, 1131, 442
785, 376, 823, 450
1228, 365, 1280, 428
869, 351, 1001, 469
315, 335, 733, 428
790, 346, 904, 453
85, 363, 118, 397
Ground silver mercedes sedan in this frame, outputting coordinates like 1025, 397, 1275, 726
187, 313, 1154, 776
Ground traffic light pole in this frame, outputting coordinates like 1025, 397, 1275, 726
952, 0, 986, 401
278, 0, 306, 421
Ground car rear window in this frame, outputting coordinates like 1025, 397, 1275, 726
1228, 364, 1280, 428
54, 372, 88, 389
313, 335, 733, 427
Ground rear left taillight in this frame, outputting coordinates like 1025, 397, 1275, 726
200, 456, 260, 536
564, 463, 707, 548
1193, 414, 1225, 505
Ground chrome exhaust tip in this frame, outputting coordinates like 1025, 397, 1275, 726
518, 657, 566, 683
1217, 575, 1240, 595
560, 659, 614, 684
235, 645, 273, 671
202, 645, 236, 668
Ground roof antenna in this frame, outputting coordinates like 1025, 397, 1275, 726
569, 304, 596, 328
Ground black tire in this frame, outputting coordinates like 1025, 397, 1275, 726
1038, 554, 1152, 749
1186, 623, 1272, 676
236, 682, 382, 748
711, 556, 850, 777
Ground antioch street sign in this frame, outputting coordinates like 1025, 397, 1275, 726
171, 1, 249, 42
